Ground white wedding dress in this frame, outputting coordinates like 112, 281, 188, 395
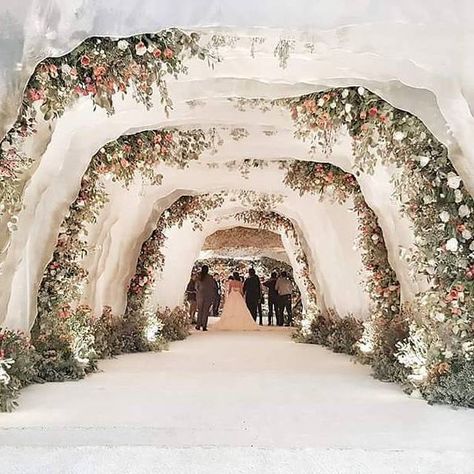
212, 281, 259, 331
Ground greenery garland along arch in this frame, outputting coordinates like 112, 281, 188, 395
0, 29, 212, 234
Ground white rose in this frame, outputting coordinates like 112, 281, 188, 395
459, 204, 471, 218
447, 172, 462, 189
423, 195, 435, 204
317, 98, 325, 107
61, 64, 72, 75
462, 229, 472, 240
444, 350, 453, 359
439, 211, 450, 223
341, 89, 349, 98
454, 189, 463, 203
434, 312, 445, 322
330, 102, 336, 109
345, 103, 352, 113
371, 234, 380, 242
358, 87, 365, 96
135, 42, 147, 56
446, 237, 459, 252
117, 40, 129, 51
393, 131, 406, 142
462, 341, 474, 354
419, 155, 430, 167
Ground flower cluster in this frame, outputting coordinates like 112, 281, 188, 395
294, 310, 364, 356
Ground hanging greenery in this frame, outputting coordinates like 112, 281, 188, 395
0, 29, 212, 239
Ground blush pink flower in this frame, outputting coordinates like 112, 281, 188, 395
163, 48, 174, 59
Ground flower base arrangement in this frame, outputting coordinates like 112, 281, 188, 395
0, 329, 38, 412
294, 311, 363, 356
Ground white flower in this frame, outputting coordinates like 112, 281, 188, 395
341, 89, 349, 99
1, 140, 12, 152
444, 350, 453, 359
454, 189, 463, 203
135, 42, 147, 56
462, 229, 472, 240
0, 358, 14, 387
459, 204, 471, 218
345, 103, 352, 113
446, 237, 459, 252
439, 211, 450, 223
117, 39, 129, 51
419, 155, 430, 167
423, 195, 435, 205
357, 86, 365, 96
393, 131, 406, 142
61, 64, 72, 75
447, 172, 462, 189
470, 241, 474, 251
330, 102, 336, 109
371, 234, 380, 242
462, 341, 474, 355
317, 98, 325, 107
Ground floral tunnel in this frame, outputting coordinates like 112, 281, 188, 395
0, 29, 473, 410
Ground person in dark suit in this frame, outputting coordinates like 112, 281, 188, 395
263, 271, 279, 326
211, 273, 222, 316
243, 268, 261, 322
195, 265, 217, 331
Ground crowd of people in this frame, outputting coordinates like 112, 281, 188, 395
185, 265, 296, 331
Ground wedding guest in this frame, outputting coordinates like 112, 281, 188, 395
211, 273, 222, 316
185, 274, 197, 323
263, 271, 279, 326
195, 265, 217, 331
257, 283, 264, 326
243, 268, 262, 322
275, 271, 294, 326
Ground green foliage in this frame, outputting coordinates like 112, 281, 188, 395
0, 329, 38, 412
93, 306, 123, 358
425, 359, 474, 408
296, 312, 363, 356
156, 307, 190, 342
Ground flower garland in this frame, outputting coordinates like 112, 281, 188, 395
35, 128, 210, 379
283, 160, 405, 381
0, 29, 211, 237
286, 88, 474, 404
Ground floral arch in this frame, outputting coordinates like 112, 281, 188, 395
0, 28, 473, 410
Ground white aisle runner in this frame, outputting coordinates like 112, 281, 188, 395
1, 331, 474, 473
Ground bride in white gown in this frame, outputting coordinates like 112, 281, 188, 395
213, 273, 259, 330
